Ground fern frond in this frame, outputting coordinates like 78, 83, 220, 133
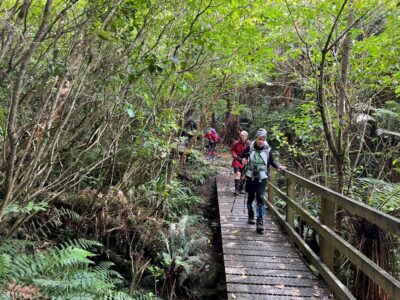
0, 254, 10, 280
56, 207, 82, 222
0, 239, 35, 255
62, 239, 103, 251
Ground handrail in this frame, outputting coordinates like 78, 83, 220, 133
267, 170, 400, 300
284, 170, 400, 236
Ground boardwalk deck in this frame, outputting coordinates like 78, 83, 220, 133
217, 172, 332, 299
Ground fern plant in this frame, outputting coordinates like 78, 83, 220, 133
0, 239, 133, 299
351, 177, 400, 212
146, 215, 204, 297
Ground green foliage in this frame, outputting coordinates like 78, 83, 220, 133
131, 291, 161, 300
351, 178, 400, 212
146, 215, 205, 295
2, 201, 48, 218
165, 181, 202, 220
182, 149, 217, 185
265, 102, 323, 161
375, 101, 400, 132
0, 239, 131, 299
134, 177, 201, 221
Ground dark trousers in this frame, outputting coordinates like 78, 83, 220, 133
246, 177, 267, 219
208, 142, 216, 154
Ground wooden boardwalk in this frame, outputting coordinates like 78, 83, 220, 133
217, 172, 332, 299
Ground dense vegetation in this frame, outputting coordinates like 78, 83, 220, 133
0, 0, 398, 299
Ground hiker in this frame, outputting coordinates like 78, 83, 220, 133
231, 131, 250, 196
241, 129, 286, 233
203, 128, 219, 160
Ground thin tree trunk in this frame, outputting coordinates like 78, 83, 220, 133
336, 0, 354, 193
2, 0, 53, 216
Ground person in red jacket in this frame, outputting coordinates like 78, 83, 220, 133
231, 131, 250, 196
203, 128, 219, 160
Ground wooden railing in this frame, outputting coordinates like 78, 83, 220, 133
267, 169, 400, 300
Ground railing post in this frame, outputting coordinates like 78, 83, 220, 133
320, 197, 335, 270
268, 170, 275, 205
286, 177, 295, 228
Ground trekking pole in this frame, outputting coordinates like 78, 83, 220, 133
241, 175, 247, 214
243, 191, 246, 214
231, 194, 237, 213
226, 171, 232, 188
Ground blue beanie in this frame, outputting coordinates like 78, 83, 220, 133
255, 129, 267, 138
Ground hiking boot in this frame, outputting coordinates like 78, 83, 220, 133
233, 190, 239, 197
256, 218, 264, 234
248, 210, 255, 224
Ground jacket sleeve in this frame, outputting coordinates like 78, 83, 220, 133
231, 142, 243, 162
268, 150, 280, 169
241, 145, 250, 160
231, 143, 237, 157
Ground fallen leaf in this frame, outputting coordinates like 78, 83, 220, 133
231, 293, 236, 299
296, 274, 302, 278
274, 284, 285, 289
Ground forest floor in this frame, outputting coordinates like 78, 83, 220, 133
189, 174, 227, 300
187, 151, 231, 299
169, 149, 231, 299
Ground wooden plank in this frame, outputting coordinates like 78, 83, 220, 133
227, 293, 305, 300
221, 235, 288, 243
226, 274, 319, 287
225, 267, 314, 278
223, 240, 292, 247
221, 228, 285, 237
227, 283, 323, 297
223, 249, 298, 258
223, 260, 310, 271
284, 170, 400, 236
224, 255, 303, 264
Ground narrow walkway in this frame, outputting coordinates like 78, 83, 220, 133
217, 171, 332, 299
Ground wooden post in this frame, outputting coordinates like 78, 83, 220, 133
320, 197, 335, 270
287, 178, 295, 228
268, 170, 275, 205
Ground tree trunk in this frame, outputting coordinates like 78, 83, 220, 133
336, 0, 354, 194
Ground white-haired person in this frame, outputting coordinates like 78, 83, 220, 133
231, 131, 250, 196
241, 129, 286, 233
